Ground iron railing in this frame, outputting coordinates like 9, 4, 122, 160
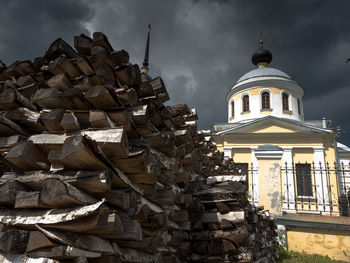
240, 162, 350, 216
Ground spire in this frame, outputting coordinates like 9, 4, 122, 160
141, 24, 151, 75
259, 31, 263, 49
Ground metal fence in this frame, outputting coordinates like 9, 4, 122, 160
238, 162, 350, 216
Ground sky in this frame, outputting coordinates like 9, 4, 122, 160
1, 0, 350, 144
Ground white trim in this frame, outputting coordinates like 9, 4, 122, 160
313, 148, 330, 212
251, 149, 259, 206
282, 149, 296, 210
259, 88, 272, 110
255, 150, 284, 159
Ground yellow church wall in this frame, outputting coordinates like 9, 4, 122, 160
228, 86, 298, 102
231, 148, 253, 195
292, 148, 314, 163
287, 227, 350, 262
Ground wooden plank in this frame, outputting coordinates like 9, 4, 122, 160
0, 114, 30, 136
0, 85, 37, 111
0, 252, 61, 263
1, 170, 112, 195
0, 201, 104, 227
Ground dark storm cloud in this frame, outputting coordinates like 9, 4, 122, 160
0, 0, 92, 63
1, 0, 350, 144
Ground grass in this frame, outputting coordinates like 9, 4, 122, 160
277, 247, 348, 263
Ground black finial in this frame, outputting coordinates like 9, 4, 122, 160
143, 24, 151, 68
251, 32, 272, 66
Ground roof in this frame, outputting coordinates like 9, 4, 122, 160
237, 67, 291, 83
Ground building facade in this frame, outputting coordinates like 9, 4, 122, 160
212, 39, 350, 261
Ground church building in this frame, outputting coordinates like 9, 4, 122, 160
212, 38, 350, 260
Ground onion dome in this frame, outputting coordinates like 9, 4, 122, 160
251, 38, 273, 66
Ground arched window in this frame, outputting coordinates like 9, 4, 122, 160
297, 99, 301, 115
231, 100, 235, 118
282, 93, 289, 111
261, 92, 270, 109
242, 95, 249, 112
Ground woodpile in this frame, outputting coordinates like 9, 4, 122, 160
189, 173, 278, 262
0, 32, 277, 263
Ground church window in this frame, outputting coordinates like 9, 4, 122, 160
282, 93, 289, 111
231, 100, 234, 118
295, 163, 313, 197
297, 99, 301, 115
242, 95, 249, 112
261, 92, 270, 109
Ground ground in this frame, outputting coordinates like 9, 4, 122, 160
278, 250, 348, 263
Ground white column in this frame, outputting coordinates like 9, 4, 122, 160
223, 146, 232, 158
282, 147, 295, 211
313, 146, 330, 213
251, 147, 259, 206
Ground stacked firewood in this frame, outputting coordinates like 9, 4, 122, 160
0, 32, 277, 263
188, 169, 278, 263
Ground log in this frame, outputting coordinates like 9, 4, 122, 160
55, 135, 106, 170
40, 109, 65, 132
95, 63, 116, 83
40, 178, 98, 208
85, 85, 119, 109
0, 135, 24, 153
83, 212, 124, 237
72, 57, 95, 76
0, 85, 37, 111
5, 141, 50, 170
59, 88, 91, 110
5, 107, 44, 132
0, 229, 29, 253
114, 87, 138, 105
36, 226, 115, 253
93, 32, 114, 51
101, 189, 133, 209
89, 110, 116, 128
46, 73, 72, 91
45, 38, 79, 60
110, 49, 129, 66
32, 88, 65, 109
48, 55, 81, 79
72, 75, 94, 91
15, 191, 47, 209
0, 181, 28, 206
60, 111, 80, 132
115, 64, 137, 86
28, 246, 101, 259
90, 46, 114, 68
209, 239, 237, 255
26, 231, 57, 252
74, 34, 93, 56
